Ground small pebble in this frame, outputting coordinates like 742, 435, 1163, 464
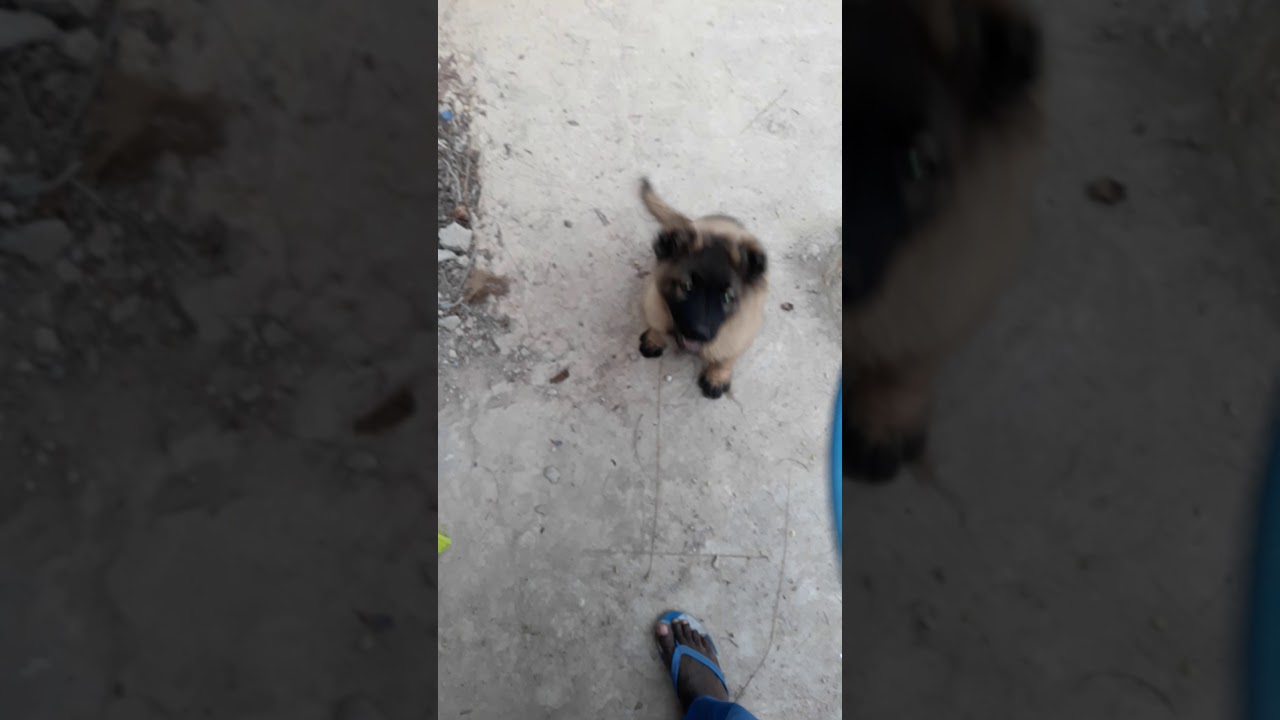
665, 375, 673, 382
439, 315, 462, 332
543, 467, 561, 483
438, 222, 472, 253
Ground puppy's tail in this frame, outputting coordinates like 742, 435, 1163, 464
639, 177, 693, 233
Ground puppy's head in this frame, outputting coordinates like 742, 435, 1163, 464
640, 179, 767, 352
845, 0, 1043, 305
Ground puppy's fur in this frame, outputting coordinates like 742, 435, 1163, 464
636, 179, 768, 399
844, 0, 1046, 481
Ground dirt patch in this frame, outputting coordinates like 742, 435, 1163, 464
437, 53, 510, 370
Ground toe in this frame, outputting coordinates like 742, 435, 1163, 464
655, 621, 675, 662
673, 619, 691, 646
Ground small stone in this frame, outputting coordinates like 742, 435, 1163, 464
0, 219, 73, 266
0, 10, 58, 52
60, 27, 98, 64
665, 375, 673, 382
33, 327, 60, 354
780, 302, 794, 312
448, 349, 457, 358
109, 296, 140, 324
438, 222, 472, 253
563, 219, 573, 228
543, 466, 561, 483
345, 452, 378, 473
439, 315, 462, 332
438, 249, 459, 263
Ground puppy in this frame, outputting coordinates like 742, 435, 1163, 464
636, 179, 768, 399
844, 0, 1046, 482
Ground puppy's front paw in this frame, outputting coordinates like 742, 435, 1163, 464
698, 372, 729, 399
843, 422, 926, 483
639, 330, 665, 358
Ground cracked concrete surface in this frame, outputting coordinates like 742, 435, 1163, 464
439, 0, 1280, 718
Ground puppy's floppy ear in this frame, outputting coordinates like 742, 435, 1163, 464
917, 0, 1042, 117
640, 176, 695, 234
738, 240, 767, 285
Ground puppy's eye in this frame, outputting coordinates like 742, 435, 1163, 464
722, 291, 734, 305
681, 280, 693, 293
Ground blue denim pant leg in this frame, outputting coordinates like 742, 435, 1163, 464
683, 696, 759, 720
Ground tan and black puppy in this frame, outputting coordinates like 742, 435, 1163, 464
636, 179, 768, 399
844, 0, 1045, 482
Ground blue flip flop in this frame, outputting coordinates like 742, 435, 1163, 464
657, 610, 728, 696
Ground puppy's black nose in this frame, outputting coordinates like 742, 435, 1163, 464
687, 325, 713, 341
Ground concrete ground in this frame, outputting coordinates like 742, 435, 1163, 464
436, 1, 842, 718
439, 1, 1280, 719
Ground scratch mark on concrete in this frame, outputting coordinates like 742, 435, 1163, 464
632, 412, 645, 465
742, 88, 787, 133
734, 461, 794, 702
644, 356, 665, 579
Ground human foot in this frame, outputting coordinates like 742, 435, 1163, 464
655, 611, 730, 712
